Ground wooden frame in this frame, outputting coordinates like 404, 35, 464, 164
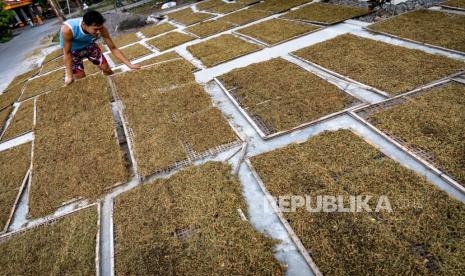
245, 159, 323, 276
187, 34, 264, 68
213, 77, 365, 140
108, 75, 242, 180
96, 203, 101, 276
0, 204, 101, 275
440, 4, 465, 11
279, 3, 374, 26
234, 24, 322, 47
0, 98, 35, 143
365, 26, 465, 56
19, 67, 66, 101
289, 53, 391, 97
107, 77, 141, 180
350, 79, 465, 196
106, 43, 155, 67
0, 168, 31, 234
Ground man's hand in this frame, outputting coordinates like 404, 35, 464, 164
62, 25, 75, 86
127, 63, 141, 70
103, 29, 141, 71
65, 76, 74, 86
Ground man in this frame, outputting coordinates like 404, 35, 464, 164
60, 10, 140, 85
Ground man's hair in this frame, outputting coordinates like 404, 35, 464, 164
83, 10, 105, 26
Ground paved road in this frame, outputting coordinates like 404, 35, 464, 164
0, 18, 60, 92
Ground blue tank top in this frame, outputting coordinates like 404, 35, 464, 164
59, 18, 97, 51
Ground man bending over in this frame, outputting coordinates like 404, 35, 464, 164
60, 10, 140, 85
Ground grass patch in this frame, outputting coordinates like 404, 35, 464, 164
128, 0, 160, 15
112, 60, 236, 176
207, 2, 244, 13
236, 18, 320, 45
0, 143, 31, 230
0, 84, 23, 111
0, 206, 97, 274
251, 0, 310, 13
43, 49, 63, 64
5, 68, 40, 90
36, 74, 112, 124
30, 74, 128, 218
41, 57, 64, 73
167, 8, 214, 26
136, 51, 183, 67
219, 8, 272, 25
368, 9, 465, 53
136, 52, 196, 71
251, 129, 465, 274
187, 34, 262, 67
197, 0, 224, 10
140, 22, 176, 38
146, 31, 196, 51
108, 43, 152, 65
367, 82, 465, 185
131, 119, 188, 176
1, 99, 34, 141
111, 32, 140, 48
21, 69, 65, 100
443, 0, 465, 8
112, 61, 198, 176
219, 58, 355, 133
179, 108, 237, 153
186, 20, 236, 38
282, 2, 370, 24
114, 162, 283, 275
293, 34, 465, 95
83, 59, 101, 75
114, 59, 195, 100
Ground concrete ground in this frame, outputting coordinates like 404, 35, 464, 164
0, 18, 60, 92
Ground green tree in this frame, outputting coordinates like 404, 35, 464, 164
0, 2, 14, 42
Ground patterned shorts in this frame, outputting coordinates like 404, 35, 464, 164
71, 43, 107, 74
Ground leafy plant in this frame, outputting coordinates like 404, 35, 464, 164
0, 2, 14, 43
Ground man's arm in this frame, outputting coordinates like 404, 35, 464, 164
101, 27, 140, 70
62, 25, 75, 85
